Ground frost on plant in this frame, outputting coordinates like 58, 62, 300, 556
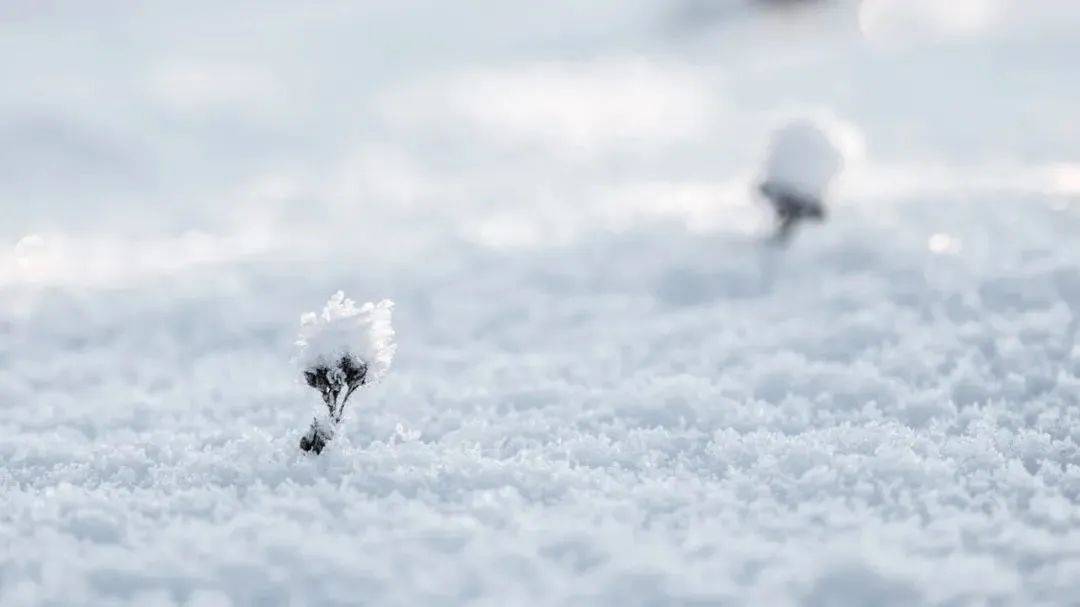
295, 292, 396, 454
758, 120, 843, 244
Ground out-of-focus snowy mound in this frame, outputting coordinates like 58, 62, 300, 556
762, 120, 843, 203
3, 194, 1080, 605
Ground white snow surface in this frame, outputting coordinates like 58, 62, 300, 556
5, 198, 1080, 605
296, 292, 396, 383
3, 2, 1080, 606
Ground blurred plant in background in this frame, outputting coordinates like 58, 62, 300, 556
758, 120, 844, 244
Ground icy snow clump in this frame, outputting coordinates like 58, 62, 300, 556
296, 291, 396, 383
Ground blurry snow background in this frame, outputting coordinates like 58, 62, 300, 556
2, 1, 1080, 604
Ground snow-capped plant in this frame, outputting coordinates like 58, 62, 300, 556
296, 291, 396, 454
758, 120, 843, 243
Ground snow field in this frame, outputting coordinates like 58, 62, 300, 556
3, 195, 1080, 605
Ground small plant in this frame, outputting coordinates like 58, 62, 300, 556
759, 181, 827, 243
758, 120, 842, 244
295, 292, 396, 454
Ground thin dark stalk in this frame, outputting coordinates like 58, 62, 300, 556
299, 356, 370, 454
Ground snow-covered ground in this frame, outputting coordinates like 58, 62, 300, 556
3, 2, 1080, 605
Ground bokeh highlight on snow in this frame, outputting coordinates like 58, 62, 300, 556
2, 1, 1080, 605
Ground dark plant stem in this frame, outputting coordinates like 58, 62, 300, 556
299, 356, 370, 454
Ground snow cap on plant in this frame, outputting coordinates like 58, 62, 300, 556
761, 119, 843, 202
296, 291, 396, 383
295, 291, 396, 454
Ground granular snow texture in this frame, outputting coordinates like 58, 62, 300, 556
4, 195, 1080, 606
4, 1, 1080, 605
